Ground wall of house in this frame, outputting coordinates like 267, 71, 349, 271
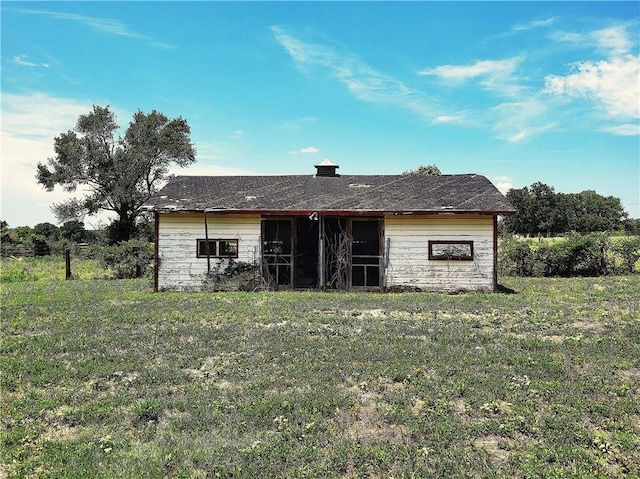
157, 212, 261, 291
384, 215, 495, 292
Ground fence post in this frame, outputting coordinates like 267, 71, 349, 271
65, 249, 72, 280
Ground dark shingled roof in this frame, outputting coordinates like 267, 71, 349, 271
143, 174, 515, 214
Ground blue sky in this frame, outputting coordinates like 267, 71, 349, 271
1, 1, 639, 227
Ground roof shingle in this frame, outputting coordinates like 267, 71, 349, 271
143, 174, 515, 214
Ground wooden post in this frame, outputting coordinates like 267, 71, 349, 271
493, 215, 499, 291
318, 215, 325, 289
384, 237, 391, 288
154, 211, 159, 292
65, 249, 72, 280
204, 210, 211, 275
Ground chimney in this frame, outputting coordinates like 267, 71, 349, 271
314, 157, 340, 177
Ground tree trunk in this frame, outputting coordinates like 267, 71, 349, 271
108, 208, 137, 243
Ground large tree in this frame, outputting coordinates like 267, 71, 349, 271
36, 105, 196, 242
503, 182, 627, 236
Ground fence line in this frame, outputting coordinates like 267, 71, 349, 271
0, 244, 51, 257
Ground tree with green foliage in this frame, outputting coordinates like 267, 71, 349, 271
502, 182, 627, 236
402, 164, 441, 176
623, 218, 640, 235
12, 226, 34, 243
558, 190, 627, 233
33, 222, 60, 242
36, 105, 196, 243
60, 220, 93, 243
614, 236, 640, 273
0, 221, 11, 245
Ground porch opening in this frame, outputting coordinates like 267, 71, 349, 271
295, 218, 319, 288
261, 216, 382, 290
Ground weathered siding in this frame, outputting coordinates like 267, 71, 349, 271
384, 215, 495, 292
157, 213, 261, 291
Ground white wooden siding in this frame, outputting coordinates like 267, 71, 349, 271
157, 213, 261, 291
384, 215, 495, 292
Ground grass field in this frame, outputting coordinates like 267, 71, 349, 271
1, 276, 639, 478
0, 255, 109, 283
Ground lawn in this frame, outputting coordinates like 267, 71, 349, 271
1, 276, 639, 478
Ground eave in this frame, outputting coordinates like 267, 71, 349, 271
149, 207, 516, 216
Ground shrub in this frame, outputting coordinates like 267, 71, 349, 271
91, 239, 154, 279
534, 233, 611, 277
498, 236, 535, 276
203, 260, 264, 291
500, 233, 615, 277
613, 236, 640, 273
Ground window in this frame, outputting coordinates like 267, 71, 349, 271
197, 239, 238, 258
428, 240, 473, 261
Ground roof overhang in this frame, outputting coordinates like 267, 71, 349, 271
147, 207, 515, 216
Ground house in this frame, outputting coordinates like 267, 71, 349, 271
143, 160, 515, 292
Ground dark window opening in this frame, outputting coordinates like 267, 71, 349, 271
428, 240, 474, 261
197, 239, 238, 258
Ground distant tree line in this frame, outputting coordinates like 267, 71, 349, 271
501, 182, 637, 236
0, 220, 98, 256
1, 219, 154, 279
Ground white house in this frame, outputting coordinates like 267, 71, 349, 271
143, 161, 514, 292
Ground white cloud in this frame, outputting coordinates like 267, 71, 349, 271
555, 25, 634, 56
300, 146, 319, 154
593, 26, 634, 56
492, 176, 514, 194
491, 99, 557, 143
420, 57, 522, 82
1, 92, 91, 138
11, 55, 50, 68
544, 23, 639, 122
598, 124, 640, 136
432, 115, 462, 124
271, 26, 440, 120
0, 93, 252, 226
512, 17, 557, 32
289, 146, 320, 155
0, 93, 121, 227
501, 123, 557, 144
13, 8, 174, 49
419, 57, 526, 99
543, 55, 640, 119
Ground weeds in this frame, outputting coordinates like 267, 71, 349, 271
1, 276, 639, 478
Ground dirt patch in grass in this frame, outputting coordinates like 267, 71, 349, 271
617, 367, 640, 381
337, 378, 409, 445
473, 435, 511, 467
41, 422, 78, 442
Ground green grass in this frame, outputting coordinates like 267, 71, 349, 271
1, 276, 639, 478
0, 255, 108, 283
